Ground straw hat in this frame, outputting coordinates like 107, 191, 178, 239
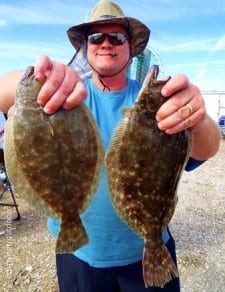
67, 0, 150, 57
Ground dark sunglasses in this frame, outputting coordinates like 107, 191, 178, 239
87, 32, 128, 46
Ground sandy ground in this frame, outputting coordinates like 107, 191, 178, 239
0, 139, 224, 292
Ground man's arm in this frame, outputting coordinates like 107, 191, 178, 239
0, 70, 24, 113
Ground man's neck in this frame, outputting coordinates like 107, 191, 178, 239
92, 71, 127, 91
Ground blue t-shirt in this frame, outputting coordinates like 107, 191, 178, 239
47, 77, 204, 267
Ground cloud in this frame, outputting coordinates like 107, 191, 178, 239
0, 0, 224, 26
0, 1, 91, 25
0, 19, 7, 27
0, 39, 73, 74
150, 38, 219, 53
123, 0, 225, 22
214, 34, 225, 51
196, 34, 225, 79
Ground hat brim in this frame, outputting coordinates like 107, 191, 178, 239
67, 16, 150, 57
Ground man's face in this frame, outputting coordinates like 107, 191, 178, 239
87, 23, 130, 77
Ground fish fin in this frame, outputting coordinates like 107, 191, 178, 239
142, 240, 179, 288
55, 218, 89, 254
121, 106, 131, 116
105, 119, 126, 166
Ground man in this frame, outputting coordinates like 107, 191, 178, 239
0, 0, 220, 291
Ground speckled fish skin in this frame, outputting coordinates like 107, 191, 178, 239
4, 66, 104, 254
106, 65, 191, 288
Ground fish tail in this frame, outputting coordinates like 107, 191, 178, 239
56, 219, 89, 254
142, 240, 179, 288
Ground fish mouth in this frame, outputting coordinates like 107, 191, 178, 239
20, 66, 35, 84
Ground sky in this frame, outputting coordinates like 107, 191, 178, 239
0, 0, 225, 119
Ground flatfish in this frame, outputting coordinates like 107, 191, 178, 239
4, 66, 104, 253
106, 65, 191, 288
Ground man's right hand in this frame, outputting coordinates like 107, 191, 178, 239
34, 55, 87, 114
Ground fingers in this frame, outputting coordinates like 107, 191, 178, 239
63, 80, 87, 109
34, 55, 52, 80
161, 73, 189, 97
33, 55, 87, 114
157, 78, 206, 134
36, 60, 68, 107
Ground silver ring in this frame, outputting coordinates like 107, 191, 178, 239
186, 103, 193, 115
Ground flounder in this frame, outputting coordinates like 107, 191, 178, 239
106, 65, 191, 288
4, 66, 104, 253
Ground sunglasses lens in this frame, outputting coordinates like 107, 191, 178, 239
108, 33, 126, 45
88, 33, 105, 44
88, 33, 127, 45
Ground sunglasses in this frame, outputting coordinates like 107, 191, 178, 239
87, 32, 128, 46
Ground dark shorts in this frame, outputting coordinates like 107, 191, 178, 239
56, 231, 180, 292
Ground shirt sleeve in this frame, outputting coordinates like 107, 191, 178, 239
185, 157, 205, 172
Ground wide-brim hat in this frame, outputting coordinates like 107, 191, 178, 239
67, 0, 150, 57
